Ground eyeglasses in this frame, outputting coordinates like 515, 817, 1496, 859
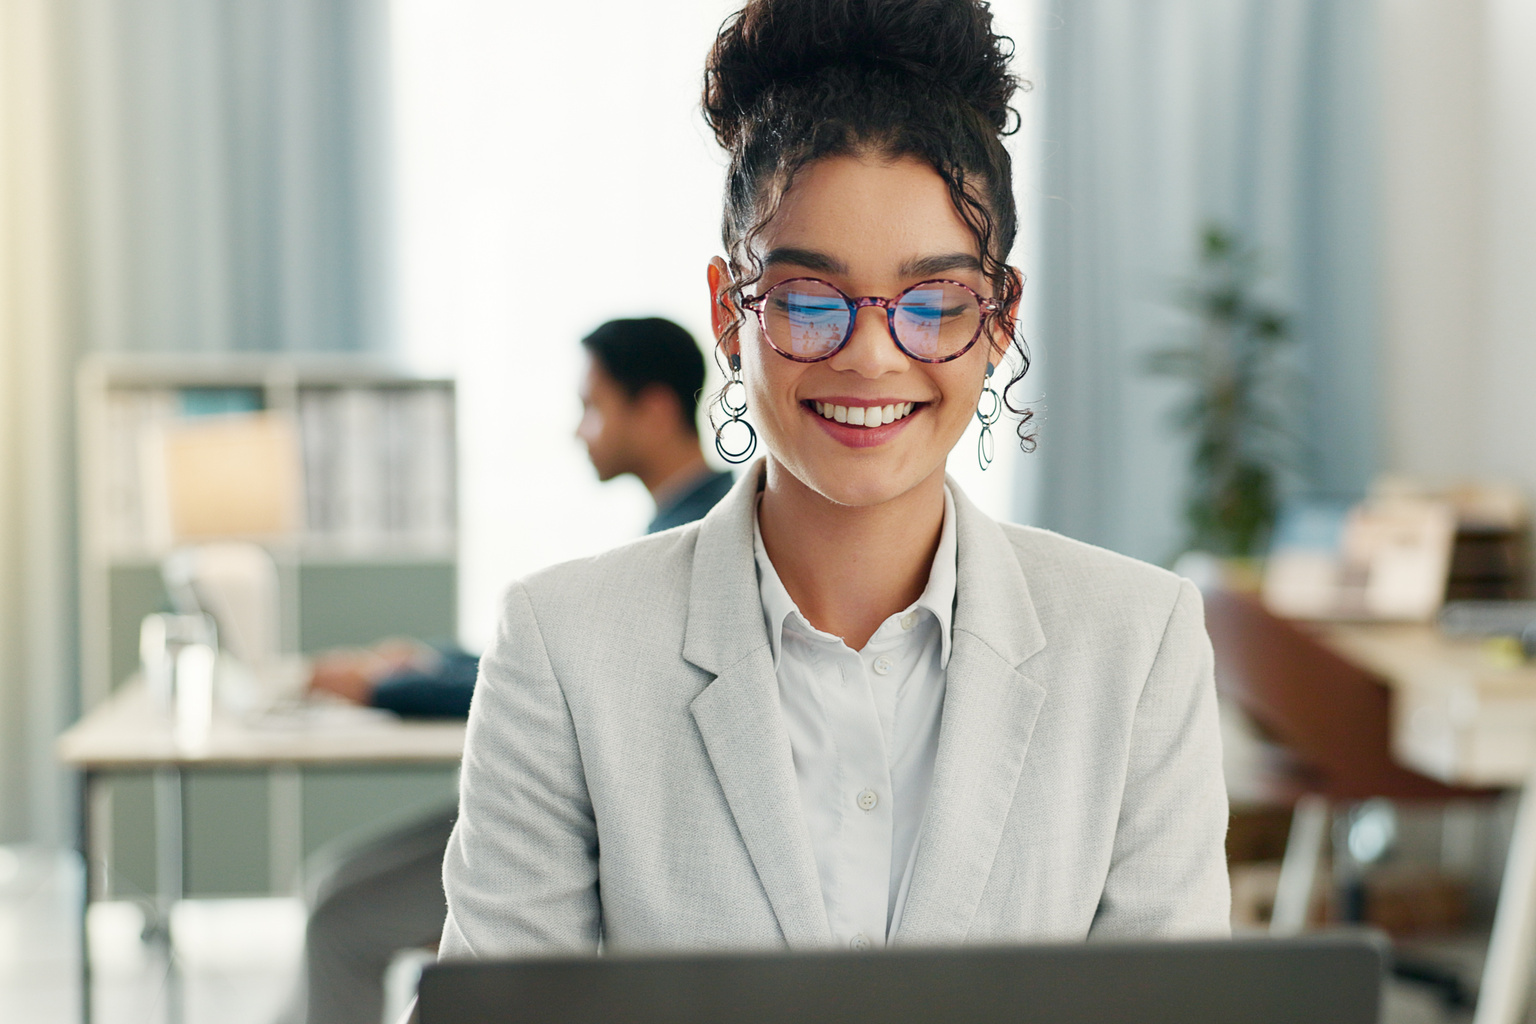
740, 277, 999, 364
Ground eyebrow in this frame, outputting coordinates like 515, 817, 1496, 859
898, 252, 983, 277
761, 247, 848, 274
760, 247, 982, 279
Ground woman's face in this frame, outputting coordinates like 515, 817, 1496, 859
711, 153, 1008, 509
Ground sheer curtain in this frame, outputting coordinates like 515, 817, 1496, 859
1034, 0, 1381, 562
73, 0, 391, 354
0, 0, 74, 846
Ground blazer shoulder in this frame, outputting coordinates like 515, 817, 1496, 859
506, 524, 700, 623
996, 522, 1192, 624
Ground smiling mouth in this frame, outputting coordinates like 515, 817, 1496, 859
809, 400, 920, 428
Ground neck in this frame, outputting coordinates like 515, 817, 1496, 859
638, 440, 710, 506
757, 459, 946, 650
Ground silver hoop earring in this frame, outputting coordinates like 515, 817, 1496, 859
976, 361, 1002, 471
712, 352, 758, 464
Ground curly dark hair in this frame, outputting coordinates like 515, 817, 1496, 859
702, 0, 1034, 449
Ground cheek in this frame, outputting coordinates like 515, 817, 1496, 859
930, 346, 984, 399
742, 338, 802, 417
945, 373, 984, 414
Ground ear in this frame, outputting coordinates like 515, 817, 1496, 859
633, 384, 687, 433
707, 256, 739, 359
988, 266, 1024, 365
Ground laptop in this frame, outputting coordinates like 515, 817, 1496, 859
417, 933, 1385, 1024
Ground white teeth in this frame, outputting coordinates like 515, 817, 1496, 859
813, 402, 919, 427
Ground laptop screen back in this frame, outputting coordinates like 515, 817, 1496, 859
419, 935, 1384, 1024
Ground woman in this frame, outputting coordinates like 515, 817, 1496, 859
440, 0, 1228, 957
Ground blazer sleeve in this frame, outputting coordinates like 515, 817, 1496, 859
439, 582, 602, 958
1089, 579, 1231, 938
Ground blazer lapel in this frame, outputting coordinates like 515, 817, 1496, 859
683, 464, 830, 947
896, 482, 1049, 943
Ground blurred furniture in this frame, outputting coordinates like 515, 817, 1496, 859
1207, 590, 1536, 1024
75, 353, 458, 900
78, 352, 457, 705
1448, 522, 1531, 602
161, 542, 283, 669
1444, 485, 1532, 602
57, 680, 465, 1024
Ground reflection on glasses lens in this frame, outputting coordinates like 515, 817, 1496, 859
759, 278, 984, 362
766, 280, 849, 359
893, 283, 980, 360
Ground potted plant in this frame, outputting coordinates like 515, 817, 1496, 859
1147, 225, 1298, 563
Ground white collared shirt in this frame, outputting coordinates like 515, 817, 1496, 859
753, 488, 956, 950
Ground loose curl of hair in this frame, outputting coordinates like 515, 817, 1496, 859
703, 0, 1035, 450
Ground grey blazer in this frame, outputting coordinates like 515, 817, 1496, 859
440, 467, 1230, 958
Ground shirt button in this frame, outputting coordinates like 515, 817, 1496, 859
872, 655, 894, 675
900, 612, 918, 630
849, 932, 872, 951
856, 788, 878, 812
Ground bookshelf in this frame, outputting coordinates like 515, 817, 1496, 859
76, 353, 462, 896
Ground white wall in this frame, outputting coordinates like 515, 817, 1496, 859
392, 0, 739, 648
392, 0, 1044, 648
1380, 1, 1536, 508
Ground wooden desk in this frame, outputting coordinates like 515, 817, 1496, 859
1208, 591, 1536, 1024
1316, 623, 1536, 788
1316, 622, 1536, 1024
56, 683, 465, 1024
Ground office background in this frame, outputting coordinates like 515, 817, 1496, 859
1, 0, 1534, 921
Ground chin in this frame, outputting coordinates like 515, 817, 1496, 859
785, 449, 943, 509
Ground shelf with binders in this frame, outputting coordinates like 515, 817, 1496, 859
83, 358, 456, 567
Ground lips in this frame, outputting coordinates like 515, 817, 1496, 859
811, 400, 916, 428
803, 398, 924, 450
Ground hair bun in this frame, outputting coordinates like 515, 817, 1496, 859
704, 0, 1019, 150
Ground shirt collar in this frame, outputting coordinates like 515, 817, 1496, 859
753, 486, 957, 670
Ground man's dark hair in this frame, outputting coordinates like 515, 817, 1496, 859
581, 317, 706, 435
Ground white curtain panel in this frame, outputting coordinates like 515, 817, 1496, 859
1033, 0, 1381, 563
0, 0, 75, 847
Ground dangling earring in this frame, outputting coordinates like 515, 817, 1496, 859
713, 351, 758, 464
976, 361, 1002, 471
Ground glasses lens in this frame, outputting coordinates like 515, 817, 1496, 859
762, 280, 850, 359
892, 282, 982, 360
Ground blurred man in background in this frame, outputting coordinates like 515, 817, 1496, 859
576, 316, 733, 532
289, 316, 730, 1024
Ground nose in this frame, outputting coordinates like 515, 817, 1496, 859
827, 305, 908, 378
575, 408, 598, 445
